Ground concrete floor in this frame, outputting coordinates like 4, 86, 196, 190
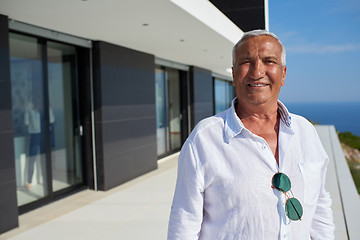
0, 153, 179, 240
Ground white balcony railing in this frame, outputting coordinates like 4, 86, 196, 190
315, 125, 360, 240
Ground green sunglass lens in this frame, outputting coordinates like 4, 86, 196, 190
272, 173, 291, 192
285, 198, 303, 221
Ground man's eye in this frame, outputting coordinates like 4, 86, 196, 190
265, 60, 276, 64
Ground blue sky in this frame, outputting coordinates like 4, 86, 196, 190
269, 0, 360, 103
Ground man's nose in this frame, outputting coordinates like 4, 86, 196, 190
248, 61, 265, 79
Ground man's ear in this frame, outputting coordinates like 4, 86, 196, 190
232, 67, 235, 86
281, 66, 287, 86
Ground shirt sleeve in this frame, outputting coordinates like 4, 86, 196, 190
167, 140, 205, 240
310, 157, 335, 240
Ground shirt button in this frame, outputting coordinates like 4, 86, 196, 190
261, 145, 266, 150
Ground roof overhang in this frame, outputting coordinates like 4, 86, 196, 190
0, 0, 266, 77
209, 0, 268, 32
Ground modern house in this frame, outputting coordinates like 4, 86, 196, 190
0, 0, 268, 233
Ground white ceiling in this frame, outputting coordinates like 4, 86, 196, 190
0, 0, 244, 78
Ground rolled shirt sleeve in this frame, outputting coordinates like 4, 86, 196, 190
168, 140, 204, 240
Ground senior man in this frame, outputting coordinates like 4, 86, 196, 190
167, 30, 335, 240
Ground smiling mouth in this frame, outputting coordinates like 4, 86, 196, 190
248, 83, 269, 87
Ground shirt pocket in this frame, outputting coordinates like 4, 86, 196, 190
299, 162, 323, 205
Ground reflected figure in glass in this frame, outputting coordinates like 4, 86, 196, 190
24, 97, 55, 190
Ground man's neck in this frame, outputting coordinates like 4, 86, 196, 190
235, 101, 279, 122
237, 107, 279, 134
235, 101, 281, 165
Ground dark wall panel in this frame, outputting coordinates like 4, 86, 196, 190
0, 14, 19, 234
190, 66, 214, 129
93, 41, 157, 191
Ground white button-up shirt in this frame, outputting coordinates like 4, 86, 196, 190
168, 98, 334, 240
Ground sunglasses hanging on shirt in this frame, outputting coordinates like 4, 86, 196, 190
272, 172, 303, 221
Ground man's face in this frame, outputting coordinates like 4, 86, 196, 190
232, 35, 287, 107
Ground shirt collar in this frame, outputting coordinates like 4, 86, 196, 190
224, 98, 293, 143
277, 100, 292, 127
224, 98, 245, 143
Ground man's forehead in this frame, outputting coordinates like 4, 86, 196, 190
236, 36, 282, 55
240, 35, 279, 47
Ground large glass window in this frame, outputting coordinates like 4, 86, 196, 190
10, 33, 49, 205
155, 67, 183, 156
155, 68, 167, 156
167, 69, 181, 151
214, 78, 235, 114
47, 41, 82, 192
10, 32, 83, 207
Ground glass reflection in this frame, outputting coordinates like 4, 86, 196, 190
10, 33, 84, 207
155, 67, 182, 156
167, 69, 181, 151
214, 78, 235, 114
155, 68, 167, 156
47, 41, 82, 191
10, 33, 49, 206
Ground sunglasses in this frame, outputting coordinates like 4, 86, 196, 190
272, 172, 303, 221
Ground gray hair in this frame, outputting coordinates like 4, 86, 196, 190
232, 29, 286, 66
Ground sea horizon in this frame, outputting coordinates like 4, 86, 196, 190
283, 101, 360, 137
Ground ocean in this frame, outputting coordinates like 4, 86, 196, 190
284, 102, 360, 137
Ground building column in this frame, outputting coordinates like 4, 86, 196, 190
189, 66, 214, 129
0, 14, 19, 234
92, 41, 157, 191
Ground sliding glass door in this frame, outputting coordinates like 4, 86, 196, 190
47, 41, 83, 192
10, 33, 49, 205
9, 32, 84, 207
155, 67, 184, 157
